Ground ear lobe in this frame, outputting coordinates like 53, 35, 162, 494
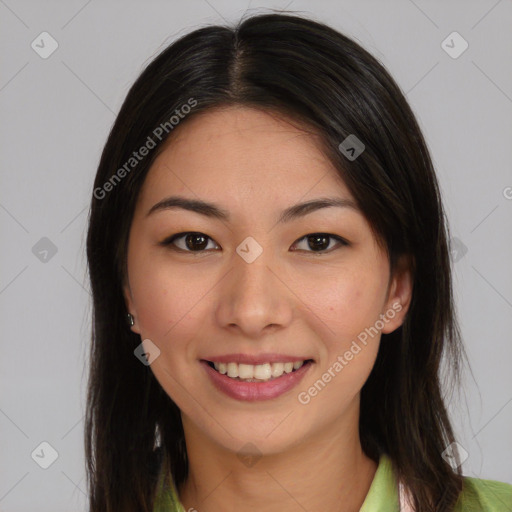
381, 255, 414, 335
123, 283, 141, 334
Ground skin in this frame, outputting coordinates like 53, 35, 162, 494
124, 105, 413, 512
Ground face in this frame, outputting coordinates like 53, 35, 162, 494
124, 105, 412, 456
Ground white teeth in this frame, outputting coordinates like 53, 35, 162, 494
218, 362, 227, 374
211, 360, 307, 381
254, 363, 272, 380
271, 362, 284, 377
238, 363, 254, 379
226, 362, 239, 378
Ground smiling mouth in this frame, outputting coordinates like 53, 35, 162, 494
204, 359, 314, 382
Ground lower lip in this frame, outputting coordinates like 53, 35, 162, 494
201, 360, 313, 401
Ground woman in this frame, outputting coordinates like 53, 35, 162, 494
85, 12, 512, 512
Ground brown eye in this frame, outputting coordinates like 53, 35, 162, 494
161, 232, 220, 252
291, 233, 348, 253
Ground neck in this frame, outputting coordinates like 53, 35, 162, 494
177, 410, 378, 512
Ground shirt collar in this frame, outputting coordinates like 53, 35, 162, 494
359, 453, 400, 511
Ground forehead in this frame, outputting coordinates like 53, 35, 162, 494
139, 105, 352, 206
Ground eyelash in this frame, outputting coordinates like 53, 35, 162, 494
159, 231, 349, 255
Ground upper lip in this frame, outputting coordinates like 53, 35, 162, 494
201, 353, 314, 365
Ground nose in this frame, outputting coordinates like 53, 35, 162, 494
215, 242, 293, 339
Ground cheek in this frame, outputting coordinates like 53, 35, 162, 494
300, 263, 388, 346
128, 252, 198, 341
128, 251, 224, 364
132, 271, 175, 336
297, 269, 385, 409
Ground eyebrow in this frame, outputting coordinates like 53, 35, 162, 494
146, 195, 359, 224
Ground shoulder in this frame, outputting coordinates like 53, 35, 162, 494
454, 476, 512, 511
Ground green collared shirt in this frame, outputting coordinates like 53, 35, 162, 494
153, 454, 512, 511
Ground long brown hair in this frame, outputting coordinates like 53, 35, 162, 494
86, 12, 466, 511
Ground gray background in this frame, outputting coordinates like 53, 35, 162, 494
1, 0, 511, 510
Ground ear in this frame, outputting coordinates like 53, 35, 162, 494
381, 254, 414, 335
123, 281, 141, 335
